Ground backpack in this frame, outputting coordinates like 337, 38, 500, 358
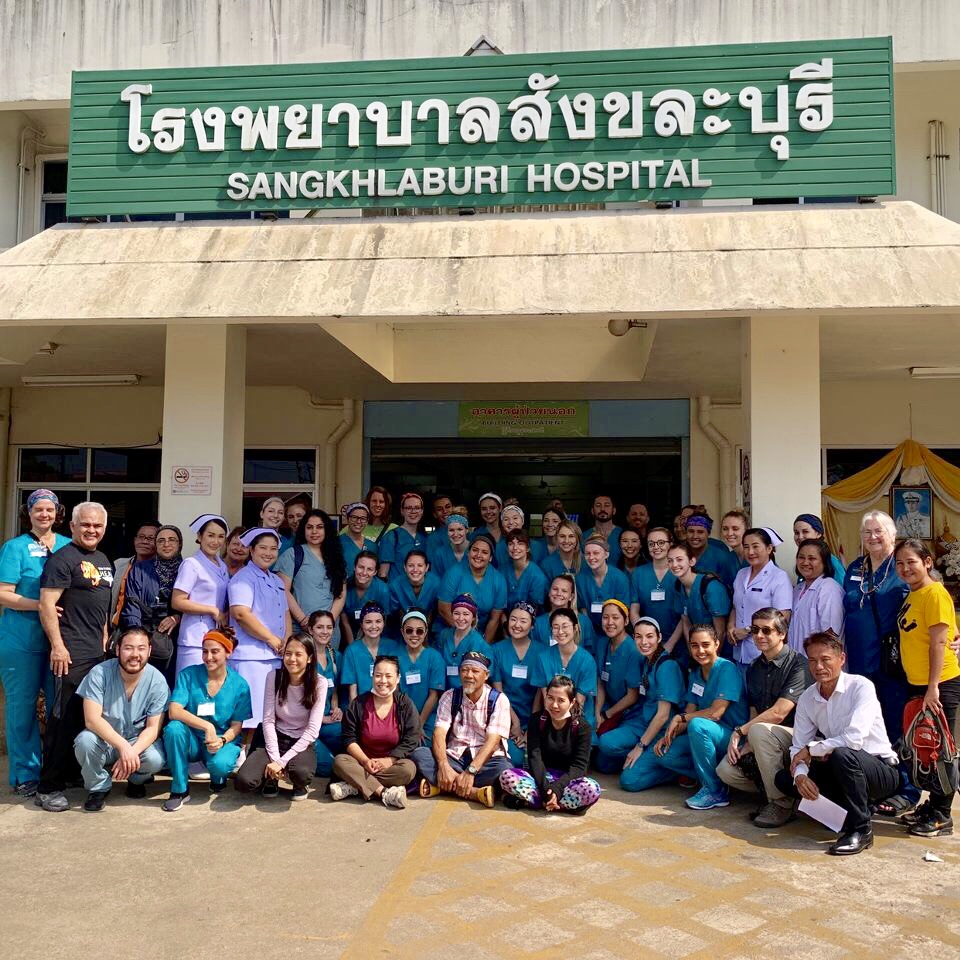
446, 685, 500, 742
675, 571, 732, 614
293, 543, 306, 580
898, 697, 960, 795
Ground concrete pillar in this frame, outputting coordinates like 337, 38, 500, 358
158, 325, 245, 533
741, 314, 821, 569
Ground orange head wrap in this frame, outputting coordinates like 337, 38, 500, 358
203, 629, 235, 655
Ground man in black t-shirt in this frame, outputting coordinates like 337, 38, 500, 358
35, 502, 114, 812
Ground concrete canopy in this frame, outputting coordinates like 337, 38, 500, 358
0, 201, 959, 384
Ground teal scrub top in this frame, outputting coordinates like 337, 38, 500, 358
530, 539, 548, 566
594, 634, 643, 708
491, 638, 539, 727
275, 546, 336, 625
679, 574, 732, 625
631, 563, 681, 640
438, 628, 493, 689
339, 532, 378, 575
378, 527, 428, 582
576, 566, 632, 632
430, 543, 466, 580
398, 646, 445, 735
692, 542, 740, 590
339, 637, 402, 696
539, 552, 578, 582
637, 655, 686, 726
343, 578, 391, 638
582, 525, 624, 565
438, 564, 507, 633
504, 561, 548, 611
76, 659, 169, 741
531, 611, 596, 655
316, 649, 339, 717
469, 526, 503, 567
170, 664, 253, 736
530, 644, 598, 723
0, 533, 71, 653
685, 657, 749, 730
388, 572, 441, 633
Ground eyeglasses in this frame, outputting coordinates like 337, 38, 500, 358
135, 534, 156, 542
647, 540, 670, 548
749, 625, 780, 636
156, 537, 179, 545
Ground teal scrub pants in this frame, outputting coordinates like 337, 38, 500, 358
505, 736, 526, 768
620, 718, 731, 793
0, 645, 54, 787
163, 720, 240, 794
315, 722, 342, 777
594, 712, 648, 774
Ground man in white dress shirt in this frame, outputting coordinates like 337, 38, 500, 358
774, 630, 899, 855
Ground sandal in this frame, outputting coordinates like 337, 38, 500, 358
874, 794, 914, 818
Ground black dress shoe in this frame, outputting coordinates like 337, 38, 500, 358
83, 790, 110, 812
828, 827, 873, 856
125, 781, 147, 800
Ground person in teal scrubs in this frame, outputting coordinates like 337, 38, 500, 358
469, 492, 504, 566
531, 506, 564, 567
582, 494, 624, 566
684, 514, 739, 590
629, 526, 679, 633
387, 549, 441, 639
503, 529, 548, 610
531, 608, 598, 726
437, 535, 507, 644
378, 492, 428, 583
576, 534, 631, 636
619, 624, 748, 810
429, 512, 470, 579
491, 600, 540, 765
308, 610, 343, 777
341, 551, 390, 647
793, 513, 845, 584
437, 594, 493, 689
339, 602, 401, 701
162, 628, 252, 811
396, 609, 445, 743
592, 600, 643, 768
531, 574, 595, 653
539, 519, 582, 582
667, 543, 732, 662
610, 617, 686, 782
0, 489, 71, 795
339, 501, 377, 576
494, 504, 527, 570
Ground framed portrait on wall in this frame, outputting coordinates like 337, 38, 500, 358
891, 486, 932, 540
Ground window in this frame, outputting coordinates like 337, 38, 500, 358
15, 446, 160, 559
241, 448, 318, 528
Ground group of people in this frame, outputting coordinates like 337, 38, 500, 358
0, 485, 957, 856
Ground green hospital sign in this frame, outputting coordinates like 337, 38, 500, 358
67, 36, 894, 215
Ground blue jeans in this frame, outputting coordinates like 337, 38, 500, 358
411, 745, 511, 788
620, 719, 732, 793
314, 722, 342, 777
162, 720, 241, 795
0, 645, 53, 786
74, 729, 165, 793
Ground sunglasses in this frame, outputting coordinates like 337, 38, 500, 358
404, 627, 427, 636
749, 625, 780, 636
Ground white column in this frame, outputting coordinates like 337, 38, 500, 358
741, 314, 821, 569
158, 325, 245, 533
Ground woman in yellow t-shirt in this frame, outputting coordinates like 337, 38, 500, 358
894, 538, 960, 839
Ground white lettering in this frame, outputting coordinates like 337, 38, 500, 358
581, 161, 606, 191
474, 165, 498, 193
448, 166, 473, 196
352, 168, 375, 196
553, 161, 580, 192
527, 163, 551, 191
376, 168, 398, 197
690, 158, 712, 187
396, 167, 422, 196
422, 167, 445, 196
640, 159, 664, 188
226, 171, 250, 200
606, 160, 630, 189
247, 171, 273, 199
300, 170, 323, 199
326, 169, 350, 198
663, 158, 690, 188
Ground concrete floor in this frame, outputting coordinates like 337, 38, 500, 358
1, 762, 958, 960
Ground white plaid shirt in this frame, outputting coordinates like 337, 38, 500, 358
435, 683, 511, 760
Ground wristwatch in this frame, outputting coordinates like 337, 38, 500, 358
734, 726, 744, 737
466, 763, 479, 775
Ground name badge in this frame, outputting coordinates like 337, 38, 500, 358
405, 671, 421, 685
591, 602, 603, 613
637, 684, 646, 696
446, 665, 459, 677
511, 664, 529, 679
197, 702, 215, 717
354, 609, 362, 619
651, 590, 665, 602
369, 663, 374, 676
28, 544, 47, 557
600, 670, 610, 682
549, 637, 558, 646
850, 576, 862, 583
691, 682, 705, 697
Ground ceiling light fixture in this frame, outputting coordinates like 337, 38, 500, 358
21, 374, 141, 387
607, 318, 649, 337
909, 366, 960, 380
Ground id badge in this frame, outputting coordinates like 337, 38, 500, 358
590, 602, 603, 614
691, 682, 705, 696
405, 671, 421, 685
637, 683, 646, 696
850, 576, 862, 583
354, 609, 362, 619
600, 670, 610, 682
650, 590, 666, 602
446, 665, 459, 677
511, 664, 529, 679
197, 702, 215, 717
369, 663, 374, 676
549, 637, 558, 646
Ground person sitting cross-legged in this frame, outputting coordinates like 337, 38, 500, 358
73, 627, 169, 812
411, 650, 511, 808
773, 630, 899, 855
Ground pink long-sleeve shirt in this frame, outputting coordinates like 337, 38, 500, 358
262, 672, 328, 766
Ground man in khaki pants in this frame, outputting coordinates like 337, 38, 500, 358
717, 607, 811, 827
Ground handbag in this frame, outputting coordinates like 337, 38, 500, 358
869, 590, 907, 684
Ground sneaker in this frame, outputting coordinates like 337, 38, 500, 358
261, 780, 280, 799
209, 779, 226, 794
753, 801, 796, 828
685, 787, 730, 810
83, 790, 110, 812
898, 799, 931, 827
34, 790, 69, 813
329, 781, 359, 802
381, 785, 407, 809
188, 762, 211, 782
677, 775, 698, 789
475, 785, 496, 808
909, 812, 954, 838
291, 787, 309, 801
233, 749, 247, 773
125, 781, 147, 800
502, 794, 529, 810
14, 780, 39, 798
162, 793, 191, 813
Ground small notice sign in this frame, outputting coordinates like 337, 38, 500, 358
171, 465, 213, 496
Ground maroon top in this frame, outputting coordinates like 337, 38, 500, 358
360, 697, 400, 758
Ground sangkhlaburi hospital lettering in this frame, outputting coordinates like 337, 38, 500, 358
67, 38, 895, 213
121, 61, 832, 201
